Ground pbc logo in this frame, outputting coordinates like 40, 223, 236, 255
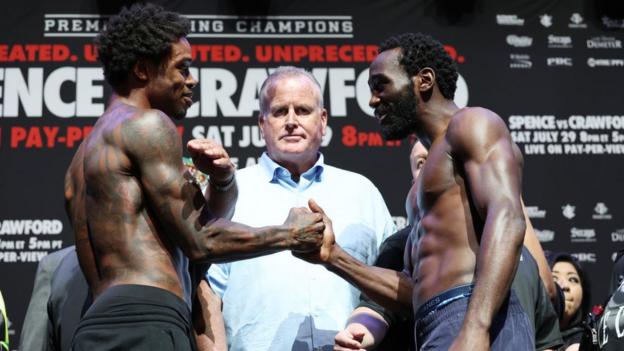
562, 204, 576, 219
572, 252, 597, 263
547, 57, 573, 67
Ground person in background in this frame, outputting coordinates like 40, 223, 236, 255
597, 251, 624, 350
207, 66, 396, 351
547, 252, 591, 351
19, 247, 74, 351
608, 250, 624, 296
334, 140, 426, 351
0, 290, 8, 351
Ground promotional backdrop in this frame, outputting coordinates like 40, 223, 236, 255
1, 0, 623, 347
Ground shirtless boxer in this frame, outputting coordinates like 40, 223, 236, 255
64, 4, 324, 350
299, 33, 533, 350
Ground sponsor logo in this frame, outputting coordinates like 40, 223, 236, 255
602, 16, 624, 29
593, 202, 612, 219
572, 252, 597, 263
547, 57, 573, 66
588, 58, 624, 68
587, 36, 622, 49
569, 13, 587, 28
611, 229, 624, 242
510, 54, 532, 69
497, 14, 524, 26
548, 35, 573, 48
506, 35, 532, 47
526, 206, 546, 219
562, 204, 576, 219
540, 14, 553, 27
571, 227, 597, 242
535, 229, 555, 242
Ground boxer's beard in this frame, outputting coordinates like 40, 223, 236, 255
379, 86, 419, 141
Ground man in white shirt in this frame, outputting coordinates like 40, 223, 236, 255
208, 66, 396, 351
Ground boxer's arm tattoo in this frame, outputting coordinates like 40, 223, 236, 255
121, 111, 303, 262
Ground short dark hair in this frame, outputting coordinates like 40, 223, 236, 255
547, 251, 592, 327
95, 3, 190, 93
379, 33, 458, 100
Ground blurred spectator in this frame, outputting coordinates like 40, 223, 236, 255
20, 247, 73, 351
1, 290, 8, 351
608, 250, 624, 296
597, 251, 624, 350
547, 252, 591, 351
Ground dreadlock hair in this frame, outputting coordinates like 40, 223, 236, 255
95, 3, 190, 93
379, 33, 458, 100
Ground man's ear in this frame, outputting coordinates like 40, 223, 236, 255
320, 108, 328, 136
413, 67, 435, 94
258, 113, 265, 139
132, 59, 150, 83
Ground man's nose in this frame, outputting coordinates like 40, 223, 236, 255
187, 73, 198, 88
285, 108, 298, 127
369, 94, 380, 108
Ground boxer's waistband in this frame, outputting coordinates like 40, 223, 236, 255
415, 283, 474, 320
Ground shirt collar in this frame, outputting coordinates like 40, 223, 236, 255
259, 152, 325, 183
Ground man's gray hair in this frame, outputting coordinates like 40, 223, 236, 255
259, 66, 324, 117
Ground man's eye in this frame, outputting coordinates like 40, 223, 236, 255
296, 108, 311, 115
273, 108, 287, 116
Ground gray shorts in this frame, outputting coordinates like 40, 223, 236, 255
415, 286, 534, 350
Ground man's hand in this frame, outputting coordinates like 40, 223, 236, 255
292, 199, 336, 263
187, 139, 235, 184
283, 205, 325, 252
334, 324, 367, 351
448, 327, 490, 351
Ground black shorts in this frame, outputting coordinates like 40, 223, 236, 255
71, 284, 197, 351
